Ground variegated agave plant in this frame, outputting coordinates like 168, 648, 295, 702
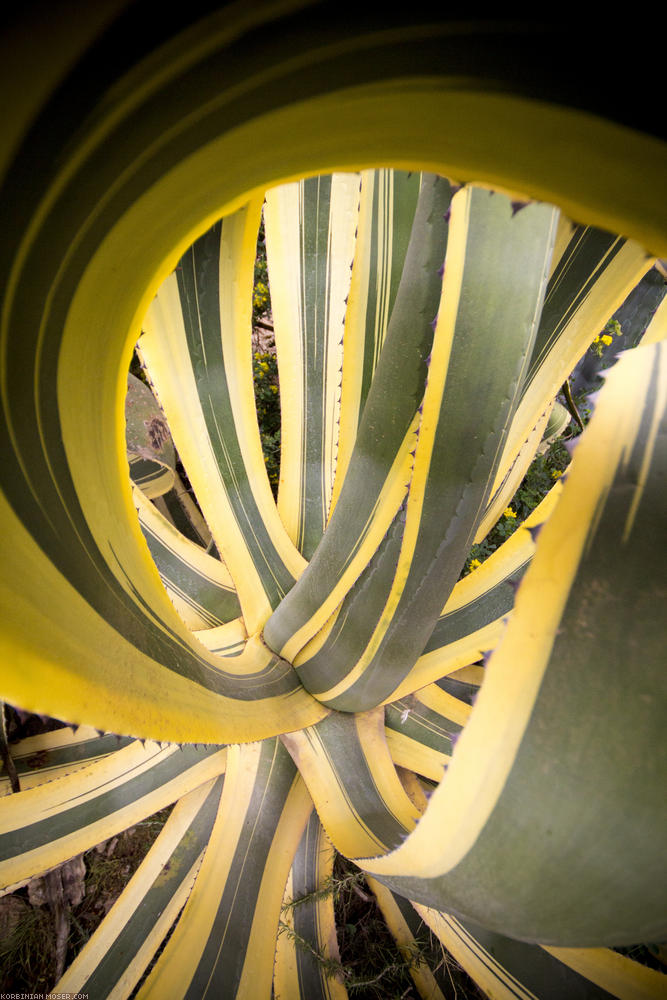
1, 6, 666, 1000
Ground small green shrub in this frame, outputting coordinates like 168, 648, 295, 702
252, 351, 281, 493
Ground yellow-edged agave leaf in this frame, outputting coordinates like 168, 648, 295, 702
0, 725, 132, 796
193, 618, 248, 659
484, 224, 654, 537
365, 878, 447, 1000
1, 4, 666, 997
479, 229, 659, 544
0, 500, 327, 743
137, 739, 312, 1000
125, 372, 175, 499
274, 814, 349, 1000
387, 482, 562, 702
140, 200, 306, 634
290, 188, 558, 711
384, 684, 471, 784
282, 708, 420, 860
0, 360, 323, 745
134, 488, 240, 630
0, 741, 227, 895
543, 946, 667, 1000
474, 403, 554, 544
332, 168, 422, 509
263, 174, 453, 661
55, 777, 224, 999
415, 906, 667, 1000
360, 342, 667, 945
264, 173, 359, 558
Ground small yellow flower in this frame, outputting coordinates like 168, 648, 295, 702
600, 334, 613, 346
260, 361, 269, 371
271, 385, 278, 394
257, 371, 264, 378
469, 558, 482, 572
254, 352, 260, 359
551, 469, 563, 480
503, 507, 516, 519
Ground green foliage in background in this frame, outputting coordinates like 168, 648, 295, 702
253, 350, 281, 493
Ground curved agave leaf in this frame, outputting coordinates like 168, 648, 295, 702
1, 6, 666, 998
134, 488, 241, 630
498, 227, 653, 475
384, 685, 470, 784
137, 740, 312, 999
282, 708, 420, 860
388, 482, 562, 702
263, 173, 453, 659
361, 343, 667, 945
332, 168, 422, 507
290, 188, 558, 711
265, 173, 359, 558
274, 814, 348, 1000
477, 225, 653, 541
139, 202, 307, 633
541, 399, 571, 447
0, 741, 227, 894
416, 906, 667, 1000
55, 777, 224, 999
0, 725, 133, 796
365, 878, 448, 1000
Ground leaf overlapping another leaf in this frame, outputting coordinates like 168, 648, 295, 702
0, 9, 665, 992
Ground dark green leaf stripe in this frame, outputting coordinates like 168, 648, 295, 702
368, 345, 667, 945
332, 169, 421, 515
359, 170, 422, 415
67, 777, 225, 997
280, 814, 346, 1000
0, 744, 226, 888
196, 629, 246, 657
175, 223, 297, 607
523, 226, 622, 394
141, 739, 310, 999
385, 698, 462, 760
309, 191, 557, 711
282, 712, 419, 862
297, 531, 527, 699
294, 503, 407, 695
353, 169, 422, 429
435, 671, 483, 705
417, 908, 640, 1000
294, 174, 338, 558
128, 457, 173, 494
310, 715, 414, 853
138, 515, 240, 628
264, 173, 452, 654
422, 559, 529, 654
158, 489, 211, 547
266, 174, 358, 560
2, 728, 133, 790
